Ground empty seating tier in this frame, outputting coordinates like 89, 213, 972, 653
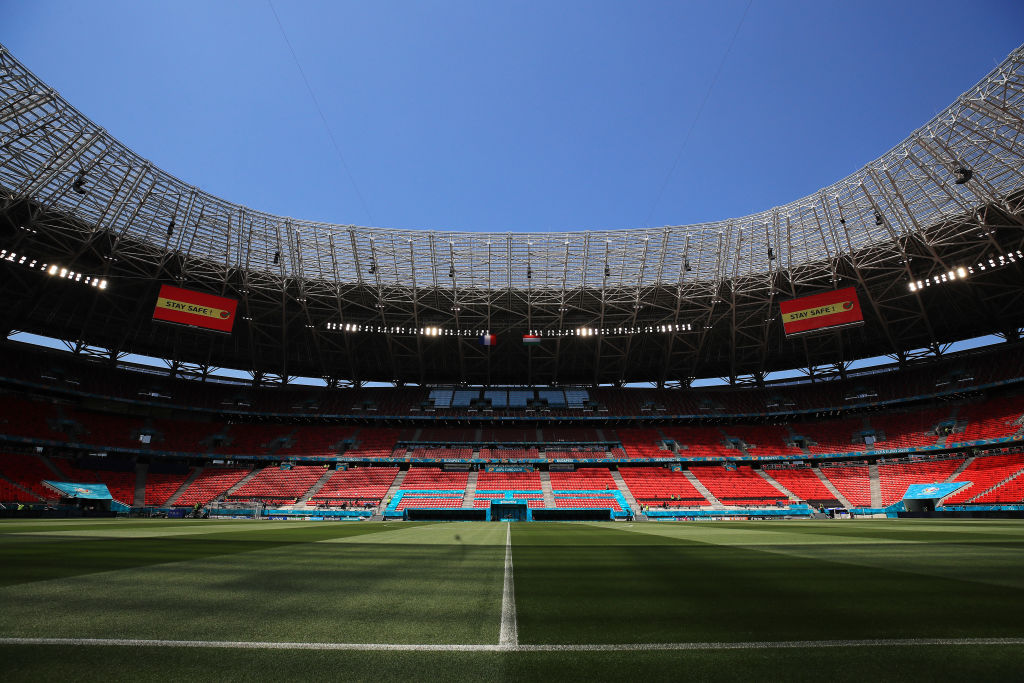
229, 465, 326, 502
476, 471, 542, 490
690, 466, 787, 506
817, 464, 872, 507
174, 468, 250, 506
942, 453, 1024, 504
0, 453, 57, 501
548, 469, 617, 490
618, 467, 710, 506
762, 467, 839, 507
311, 466, 400, 506
144, 470, 194, 506
972, 471, 1024, 503
877, 458, 964, 505
399, 468, 469, 490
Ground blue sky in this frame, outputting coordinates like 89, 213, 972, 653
4, 0, 1023, 233
3, 1, 1021, 381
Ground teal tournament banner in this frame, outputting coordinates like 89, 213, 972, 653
902, 482, 968, 500
43, 481, 113, 500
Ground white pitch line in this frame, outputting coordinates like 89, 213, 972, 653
1, 637, 1022, 652
499, 522, 518, 649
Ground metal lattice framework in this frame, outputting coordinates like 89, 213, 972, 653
1, 42, 1024, 386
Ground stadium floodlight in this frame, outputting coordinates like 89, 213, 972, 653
875, 213, 885, 226
273, 251, 280, 265
954, 167, 974, 184
166, 220, 174, 238
767, 247, 776, 261
72, 171, 87, 194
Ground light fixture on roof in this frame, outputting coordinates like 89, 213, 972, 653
954, 167, 974, 184
874, 213, 884, 226
72, 171, 87, 195
166, 220, 175, 238
368, 260, 376, 275
273, 251, 280, 265
448, 265, 455, 278
604, 264, 611, 277
527, 267, 532, 279
684, 258, 692, 272
767, 247, 776, 261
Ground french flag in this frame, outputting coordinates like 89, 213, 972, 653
480, 334, 496, 346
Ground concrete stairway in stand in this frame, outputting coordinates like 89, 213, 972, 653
538, 471, 556, 507
133, 462, 148, 507
869, 463, 882, 508
945, 457, 974, 483
610, 469, 642, 517
684, 470, 724, 508
757, 469, 797, 502
39, 455, 66, 478
163, 467, 203, 507
378, 469, 407, 512
812, 467, 853, 509
297, 467, 335, 505
223, 468, 260, 498
964, 469, 1024, 504
463, 470, 479, 507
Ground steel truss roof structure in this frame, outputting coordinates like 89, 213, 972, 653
1, 43, 1024, 387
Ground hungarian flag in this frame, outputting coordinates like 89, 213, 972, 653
522, 335, 541, 345
480, 334, 496, 346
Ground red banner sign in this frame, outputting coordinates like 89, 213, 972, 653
152, 284, 238, 333
779, 287, 863, 336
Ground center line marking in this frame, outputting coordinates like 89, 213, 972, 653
499, 522, 518, 649
1, 637, 1021, 652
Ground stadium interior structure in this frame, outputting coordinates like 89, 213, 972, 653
2, 43, 1024, 521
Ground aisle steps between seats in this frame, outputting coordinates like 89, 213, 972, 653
757, 469, 797, 502
297, 468, 335, 504
812, 466, 853, 509
163, 467, 203, 507
538, 471, 555, 507
869, 463, 882, 508
224, 469, 259, 497
463, 470, 479, 506
684, 470, 723, 508
610, 469, 640, 516
378, 470, 407, 512
133, 462, 147, 508
944, 457, 974, 483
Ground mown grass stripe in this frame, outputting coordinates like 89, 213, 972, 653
2, 637, 1022, 652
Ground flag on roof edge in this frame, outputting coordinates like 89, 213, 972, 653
522, 334, 541, 345
480, 334, 496, 346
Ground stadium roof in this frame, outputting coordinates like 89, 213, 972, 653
1, 43, 1023, 386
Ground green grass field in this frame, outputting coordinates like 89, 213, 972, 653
2, 518, 1023, 681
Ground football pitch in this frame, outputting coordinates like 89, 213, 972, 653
2, 518, 1023, 681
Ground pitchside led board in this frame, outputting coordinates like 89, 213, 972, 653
779, 286, 864, 337
152, 284, 238, 333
